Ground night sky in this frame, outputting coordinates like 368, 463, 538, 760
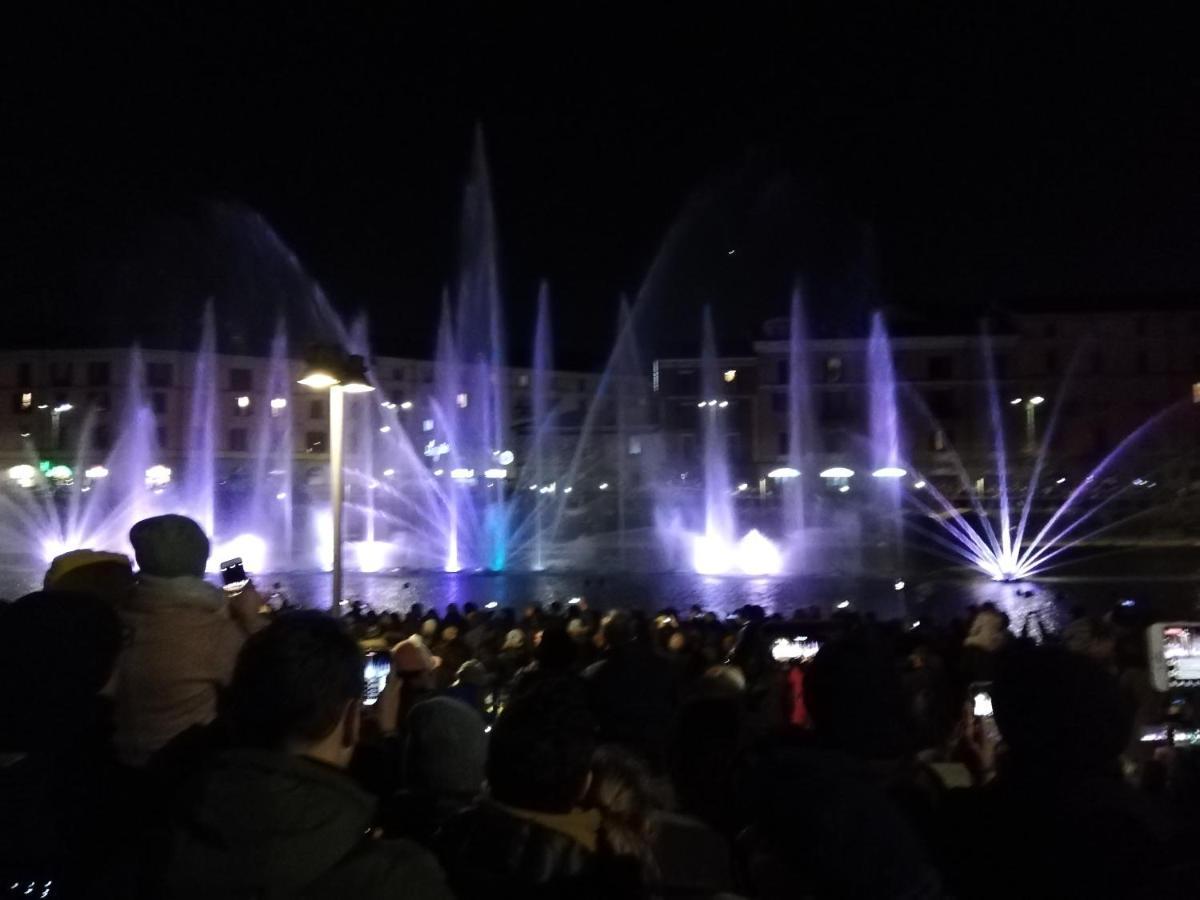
4, 5, 1200, 364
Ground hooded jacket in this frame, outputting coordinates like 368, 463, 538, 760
165, 748, 453, 900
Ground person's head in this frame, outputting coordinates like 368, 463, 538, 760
441, 624, 460, 643
993, 644, 1132, 776
804, 636, 913, 759
487, 679, 597, 813
588, 745, 664, 871
502, 628, 526, 652
43, 549, 136, 606
228, 612, 363, 767
600, 610, 635, 651
392, 635, 441, 693
0, 591, 124, 751
129, 514, 210, 578
404, 697, 488, 797
535, 621, 576, 672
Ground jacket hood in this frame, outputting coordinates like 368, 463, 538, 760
170, 749, 376, 895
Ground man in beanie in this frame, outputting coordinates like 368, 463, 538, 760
114, 514, 265, 766
44, 549, 136, 607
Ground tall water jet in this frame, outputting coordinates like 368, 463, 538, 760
248, 320, 294, 568
434, 295, 463, 572
866, 312, 905, 569
182, 303, 217, 536
530, 282, 553, 570
695, 307, 736, 570
783, 285, 814, 556
448, 127, 509, 570
349, 316, 377, 547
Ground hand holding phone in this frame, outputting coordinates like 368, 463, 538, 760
1147, 623, 1200, 691
220, 557, 249, 592
362, 650, 392, 707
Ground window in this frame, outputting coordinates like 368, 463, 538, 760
306, 431, 326, 450
1045, 349, 1059, 375
724, 369, 737, 383
86, 361, 110, 387
393, 367, 405, 381
16, 362, 32, 388
927, 356, 954, 380
824, 357, 843, 383
778, 432, 789, 455
994, 353, 1010, 379
151, 392, 168, 415
930, 429, 952, 452
94, 425, 111, 452
157, 426, 169, 449
518, 373, 531, 388
87, 392, 110, 412
628, 436, 642, 456
776, 360, 789, 385
771, 392, 787, 413
422, 418, 434, 432
229, 428, 248, 452
230, 368, 253, 391
49, 361, 74, 387
13, 392, 32, 413
146, 362, 173, 388
310, 399, 325, 420
234, 396, 252, 416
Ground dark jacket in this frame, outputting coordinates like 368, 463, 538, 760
436, 800, 645, 899
164, 748, 453, 900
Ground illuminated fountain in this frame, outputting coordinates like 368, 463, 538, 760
891, 333, 1182, 581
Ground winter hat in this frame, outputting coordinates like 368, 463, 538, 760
44, 550, 135, 604
393, 634, 442, 674
129, 514, 210, 578
404, 696, 488, 796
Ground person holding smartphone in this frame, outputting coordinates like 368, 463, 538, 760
114, 514, 267, 766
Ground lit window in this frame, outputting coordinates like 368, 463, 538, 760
456, 392, 469, 408
236, 396, 251, 409
723, 369, 737, 383
422, 418, 434, 432
1193, 383, 1200, 404
270, 397, 288, 416
20, 392, 32, 410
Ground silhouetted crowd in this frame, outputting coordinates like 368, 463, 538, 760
3, 513, 1200, 898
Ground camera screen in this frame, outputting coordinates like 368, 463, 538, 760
771, 636, 822, 663
973, 691, 994, 719
362, 652, 391, 706
1162, 625, 1200, 687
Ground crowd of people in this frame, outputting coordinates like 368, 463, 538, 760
2, 512, 1199, 898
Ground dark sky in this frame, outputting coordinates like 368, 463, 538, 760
4, 4, 1200, 363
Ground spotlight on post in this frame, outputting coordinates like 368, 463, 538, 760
84, 465, 109, 480
1029, 396, 1045, 406
298, 346, 377, 611
871, 466, 908, 479
767, 467, 800, 479
145, 465, 172, 489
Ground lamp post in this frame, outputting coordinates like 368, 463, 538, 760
50, 403, 73, 450
1011, 395, 1045, 453
299, 348, 374, 611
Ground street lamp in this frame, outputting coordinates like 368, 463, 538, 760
298, 347, 375, 610
1012, 395, 1045, 452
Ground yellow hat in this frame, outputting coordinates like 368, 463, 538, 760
44, 549, 133, 590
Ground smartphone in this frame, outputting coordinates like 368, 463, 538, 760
362, 650, 391, 706
1147, 623, 1200, 691
971, 685, 994, 719
220, 557, 248, 592
771, 636, 822, 663
970, 681, 1001, 743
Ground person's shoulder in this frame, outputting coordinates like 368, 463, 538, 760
316, 835, 453, 900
